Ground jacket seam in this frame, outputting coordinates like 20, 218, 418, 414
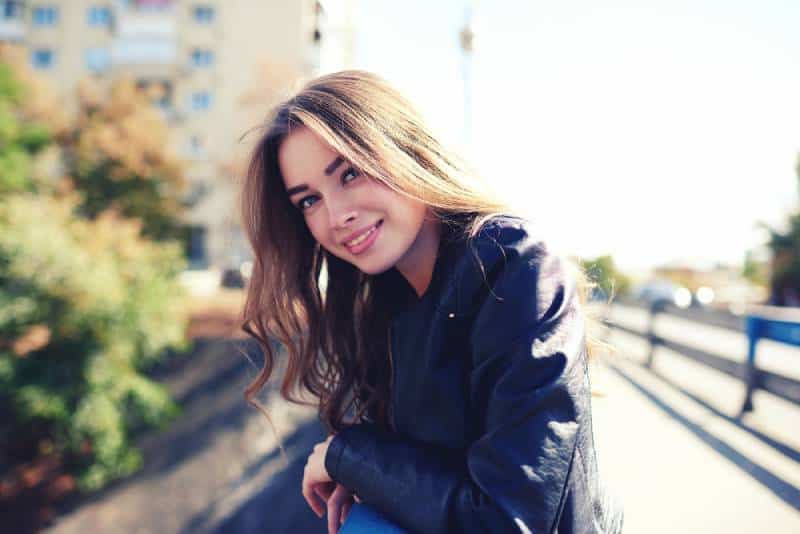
549, 435, 579, 534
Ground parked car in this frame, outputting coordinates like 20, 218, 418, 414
632, 280, 692, 309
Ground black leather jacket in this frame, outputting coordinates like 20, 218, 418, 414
325, 215, 623, 533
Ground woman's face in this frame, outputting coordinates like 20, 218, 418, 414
278, 126, 431, 276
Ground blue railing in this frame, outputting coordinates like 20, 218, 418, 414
606, 301, 800, 416
741, 314, 800, 415
340, 503, 407, 533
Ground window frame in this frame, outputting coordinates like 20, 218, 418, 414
190, 90, 213, 111
193, 5, 215, 24
87, 5, 112, 27
191, 48, 214, 67
31, 48, 54, 69
2, 1, 23, 20
32, 5, 59, 26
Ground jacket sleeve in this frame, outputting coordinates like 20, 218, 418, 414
325, 237, 588, 534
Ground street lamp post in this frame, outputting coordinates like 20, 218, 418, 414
459, 1, 475, 150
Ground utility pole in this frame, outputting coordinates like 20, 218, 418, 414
459, 1, 475, 150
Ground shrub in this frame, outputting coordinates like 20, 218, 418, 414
0, 193, 190, 490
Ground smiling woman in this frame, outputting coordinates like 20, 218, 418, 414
278, 125, 437, 290
238, 70, 622, 534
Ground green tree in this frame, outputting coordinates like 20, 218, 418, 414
0, 46, 189, 494
0, 62, 50, 193
61, 78, 188, 241
763, 155, 800, 305
742, 249, 768, 287
580, 255, 632, 301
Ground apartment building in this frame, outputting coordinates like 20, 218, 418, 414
0, 0, 330, 269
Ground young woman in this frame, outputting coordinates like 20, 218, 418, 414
240, 70, 623, 534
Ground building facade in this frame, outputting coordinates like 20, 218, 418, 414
0, 0, 328, 269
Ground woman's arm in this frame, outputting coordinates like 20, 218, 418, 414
325, 241, 589, 533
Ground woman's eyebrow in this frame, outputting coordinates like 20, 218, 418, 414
324, 156, 344, 176
286, 156, 345, 197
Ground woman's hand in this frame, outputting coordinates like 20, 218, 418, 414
303, 434, 360, 533
324, 483, 356, 533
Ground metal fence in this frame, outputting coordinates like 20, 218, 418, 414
607, 299, 800, 416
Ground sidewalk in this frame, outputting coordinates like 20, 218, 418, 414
591, 329, 800, 533
48, 338, 328, 534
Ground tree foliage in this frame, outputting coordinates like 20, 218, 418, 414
0, 46, 189, 491
580, 255, 632, 301
0, 61, 51, 193
764, 155, 800, 305
62, 78, 187, 241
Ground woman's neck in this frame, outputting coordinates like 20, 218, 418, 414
394, 216, 442, 299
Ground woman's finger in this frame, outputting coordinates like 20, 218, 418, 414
340, 499, 353, 526
327, 484, 351, 534
301, 467, 326, 517
302, 483, 323, 517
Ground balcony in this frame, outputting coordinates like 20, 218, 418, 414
111, 1, 177, 66
0, 18, 24, 42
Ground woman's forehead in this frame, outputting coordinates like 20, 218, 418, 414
278, 127, 341, 188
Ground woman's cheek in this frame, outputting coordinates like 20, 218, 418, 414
306, 216, 330, 249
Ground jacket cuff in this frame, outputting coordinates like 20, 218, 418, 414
324, 423, 385, 494
325, 431, 347, 481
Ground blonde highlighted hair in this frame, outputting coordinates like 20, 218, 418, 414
239, 70, 607, 443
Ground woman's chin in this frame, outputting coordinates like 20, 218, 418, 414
353, 255, 396, 276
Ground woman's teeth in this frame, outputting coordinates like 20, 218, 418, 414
346, 224, 378, 247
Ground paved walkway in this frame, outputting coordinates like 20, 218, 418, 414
48, 338, 328, 534
591, 308, 800, 534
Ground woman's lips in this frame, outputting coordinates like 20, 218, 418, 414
345, 220, 382, 255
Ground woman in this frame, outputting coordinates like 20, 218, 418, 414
240, 70, 623, 533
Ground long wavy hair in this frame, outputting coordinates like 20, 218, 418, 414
240, 70, 608, 442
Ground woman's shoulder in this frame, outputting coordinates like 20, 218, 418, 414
441, 213, 569, 311
448, 214, 579, 352
463, 213, 556, 269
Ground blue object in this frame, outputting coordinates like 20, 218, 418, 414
741, 314, 800, 414
339, 503, 407, 534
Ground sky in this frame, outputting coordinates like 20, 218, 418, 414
337, 0, 800, 274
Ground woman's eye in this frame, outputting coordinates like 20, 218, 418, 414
298, 195, 318, 210
342, 168, 360, 184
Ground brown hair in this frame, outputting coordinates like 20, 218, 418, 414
239, 70, 607, 444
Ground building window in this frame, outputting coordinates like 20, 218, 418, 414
31, 49, 54, 69
189, 135, 203, 153
191, 49, 213, 67
32, 6, 58, 26
191, 91, 212, 111
187, 134, 207, 159
2, 1, 23, 19
186, 225, 208, 268
193, 5, 214, 23
87, 6, 112, 27
85, 48, 110, 73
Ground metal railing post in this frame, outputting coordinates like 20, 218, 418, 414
739, 315, 761, 415
645, 300, 665, 368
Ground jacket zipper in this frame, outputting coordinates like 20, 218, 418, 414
387, 324, 396, 432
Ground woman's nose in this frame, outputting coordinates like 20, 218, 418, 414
328, 200, 358, 229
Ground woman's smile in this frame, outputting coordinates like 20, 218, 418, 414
278, 126, 432, 278
343, 220, 383, 255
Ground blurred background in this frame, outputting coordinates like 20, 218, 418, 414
0, 0, 798, 532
